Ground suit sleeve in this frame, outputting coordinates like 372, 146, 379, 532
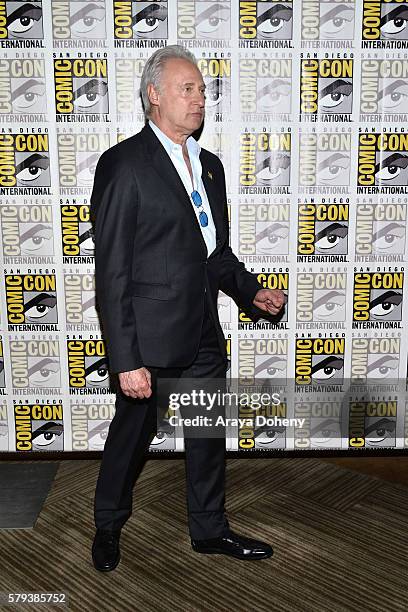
215, 159, 264, 320
90, 151, 144, 374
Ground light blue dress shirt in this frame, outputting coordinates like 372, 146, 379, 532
149, 119, 217, 256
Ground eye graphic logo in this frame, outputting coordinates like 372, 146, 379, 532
362, 0, 408, 44
294, 398, 343, 449
358, 133, 408, 191
52, 1, 106, 40
0, 1, 43, 40
114, 1, 168, 39
239, 58, 292, 117
0, 204, 54, 260
71, 402, 115, 450
238, 338, 288, 386
295, 337, 345, 387
355, 203, 406, 260
360, 60, 408, 117
299, 133, 351, 190
198, 58, 231, 115
54, 58, 109, 116
349, 400, 397, 448
5, 274, 58, 327
351, 337, 401, 382
300, 59, 353, 116
239, 1, 293, 41
67, 339, 110, 391
239, 132, 291, 194
10, 339, 61, 391
0, 58, 46, 116
296, 273, 347, 323
239, 203, 290, 257
14, 404, 64, 452
178, 1, 230, 40
297, 203, 349, 260
64, 273, 98, 327
353, 272, 404, 325
0, 134, 50, 190
61, 204, 94, 260
301, 1, 355, 41
57, 132, 109, 191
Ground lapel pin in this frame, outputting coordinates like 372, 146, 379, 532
207, 171, 213, 180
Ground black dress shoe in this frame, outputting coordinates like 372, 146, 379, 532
92, 529, 121, 572
191, 530, 273, 560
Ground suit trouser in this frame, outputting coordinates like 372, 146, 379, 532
93, 297, 230, 539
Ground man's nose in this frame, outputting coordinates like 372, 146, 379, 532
193, 89, 205, 106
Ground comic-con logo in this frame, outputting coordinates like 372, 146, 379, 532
10, 338, 61, 392
239, 272, 289, 328
357, 132, 408, 194
294, 397, 344, 449
14, 403, 63, 452
238, 337, 288, 385
349, 399, 397, 448
295, 337, 345, 387
239, 57, 292, 119
353, 271, 404, 328
296, 272, 346, 327
178, 1, 230, 42
360, 58, 408, 119
239, 1, 293, 47
298, 132, 351, 194
362, 0, 408, 48
0, 133, 50, 194
300, 58, 353, 119
64, 272, 98, 329
0, 203, 54, 262
301, 0, 355, 43
61, 203, 94, 263
53, 57, 108, 118
0, 58, 46, 117
67, 339, 110, 392
355, 202, 406, 262
52, 1, 106, 44
239, 202, 290, 262
297, 202, 349, 262
57, 130, 109, 194
115, 56, 145, 120
239, 131, 291, 194
0, 1, 44, 43
198, 57, 230, 117
5, 274, 58, 329
351, 336, 401, 381
114, 1, 168, 41
253, 402, 287, 449
71, 401, 114, 450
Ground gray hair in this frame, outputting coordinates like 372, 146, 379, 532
140, 45, 198, 118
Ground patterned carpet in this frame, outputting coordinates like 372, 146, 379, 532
1, 457, 407, 612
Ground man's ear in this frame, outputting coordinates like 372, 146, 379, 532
147, 83, 160, 109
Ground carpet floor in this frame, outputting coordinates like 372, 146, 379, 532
0, 457, 406, 612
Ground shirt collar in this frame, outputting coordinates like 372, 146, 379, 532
149, 119, 201, 158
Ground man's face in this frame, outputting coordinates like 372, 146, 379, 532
151, 58, 206, 134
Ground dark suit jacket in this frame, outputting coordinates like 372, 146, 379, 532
90, 123, 263, 374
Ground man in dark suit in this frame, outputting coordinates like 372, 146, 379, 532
90, 45, 285, 571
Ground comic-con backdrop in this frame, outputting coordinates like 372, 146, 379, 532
1, 1, 408, 453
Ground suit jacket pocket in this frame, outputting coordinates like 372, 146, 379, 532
130, 280, 172, 301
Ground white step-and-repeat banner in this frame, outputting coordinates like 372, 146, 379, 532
0, 1, 408, 453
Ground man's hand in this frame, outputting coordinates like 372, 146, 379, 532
118, 367, 152, 399
253, 289, 286, 316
